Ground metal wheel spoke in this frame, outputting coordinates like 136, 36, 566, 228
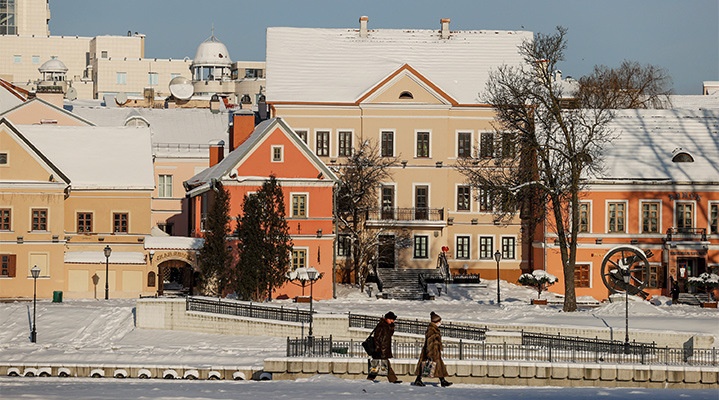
630, 275, 644, 285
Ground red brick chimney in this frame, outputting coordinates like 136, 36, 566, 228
230, 110, 255, 151
210, 140, 225, 167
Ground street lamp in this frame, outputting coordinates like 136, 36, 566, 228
622, 269, 631, 353
30, 265, 40, 343
103, 245, 112, 300
306, 267, 319, 338
494, 250, 502, 305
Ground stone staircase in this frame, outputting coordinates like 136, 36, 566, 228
677, 292, 711, 306
377, 268, 443, 300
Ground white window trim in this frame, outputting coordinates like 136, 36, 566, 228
290, 192, 310, 218
709, 201, 719, 235
336, 234, 352, 259
414, 129, 432, 158
578, 200, 593, 234
271, 145, 284, 163
478, 235, 495, 260
336, 129, 354, 157
291, 247, 309, 270
158, 174, 173, 198
412, 183, 431, 209
500, 235, 518, 260
29, 207, 50, 232
294, 128, 309, 145
575, 261, 593, 289
605, 200, 629, 234
455, 183, 472, 212
478, 130, 495, 158
478, 187, 495, 214
673, 200, 697, 229
314, 129, 332, 157
75, 210, 94, 233
638, 199, 662, 234
0, 206, 13, 231
379, 183, 397, 209
412, 234, 430, 260
111, 210, 131, 233
0, 151, 9, 167
455, 130, 474, 159
379, 129, 396, 157
454, 234, 472, 260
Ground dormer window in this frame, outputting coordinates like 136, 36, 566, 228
672, 152, 694, 163
399, 91, 414, 99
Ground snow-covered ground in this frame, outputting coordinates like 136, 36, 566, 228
1, 281, 717, 398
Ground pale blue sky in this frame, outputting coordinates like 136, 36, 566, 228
49, 0, 718, 95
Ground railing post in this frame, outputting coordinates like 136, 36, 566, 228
459, 339, 463, 360
503, 342, 507, 361
548, 343, 552, 363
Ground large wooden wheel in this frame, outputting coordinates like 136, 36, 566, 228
600, 245, 651, 298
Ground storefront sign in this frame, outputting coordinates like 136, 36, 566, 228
154, 251, 196, 263
668, 192, 702, 202
669, 250, 707, 256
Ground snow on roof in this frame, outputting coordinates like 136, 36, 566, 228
667, 94, 719, 110
65, 251, 146, 264
266, 27, 532, 104
592, 109, 719, 182
18, 125, 155, 190
145, 236, 204, 250
67, 105, 229, 158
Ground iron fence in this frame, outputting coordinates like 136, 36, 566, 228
186, 296, 312, 324
286, 336, 718, 366
366, 207, 445, 221
522, 331, 656, 355
349, 313, 486, 341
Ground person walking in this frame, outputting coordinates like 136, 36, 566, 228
367, 311, 401, 383
413, 311, 452, 387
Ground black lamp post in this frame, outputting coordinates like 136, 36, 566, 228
622, 270, 631, 353
494, 250, 502, 305
31, 265, 40, 343
306, 267, 319, 338
103, 245, 112, 300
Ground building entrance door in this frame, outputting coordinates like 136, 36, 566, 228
158, 259, 195, 296
378, 235, 395, 269
676, 257, 706, 292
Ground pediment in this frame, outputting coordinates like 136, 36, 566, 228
358, 64, 456, 106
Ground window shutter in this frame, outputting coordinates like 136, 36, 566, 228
7, 254, 16, 277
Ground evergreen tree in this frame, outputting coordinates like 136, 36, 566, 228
197, 182, 232, 296
232, 193, 264, 300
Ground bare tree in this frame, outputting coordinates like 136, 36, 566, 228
457, 26, 673, 311
334, 140, 398, 290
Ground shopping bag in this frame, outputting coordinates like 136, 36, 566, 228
420, 359, 437, 378
368, 359, 389, 376
361, 334, 375, 356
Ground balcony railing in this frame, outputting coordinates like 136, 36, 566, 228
366, 207, 444, 222
666, 227, 707, 241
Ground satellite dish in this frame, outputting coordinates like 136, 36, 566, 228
65, 87, 77, 101
169, 76, 194, 100
115, 92, 128, 105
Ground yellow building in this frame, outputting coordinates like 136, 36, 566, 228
267, 18, 533, 282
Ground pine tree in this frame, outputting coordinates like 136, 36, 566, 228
257, 175, 292, 300
197, 182, 232, 296
232, 193, 264, 300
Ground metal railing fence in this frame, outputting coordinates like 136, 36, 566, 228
349, 313, 487, 341
522, 331, 656, 355
186, 296, 312, 324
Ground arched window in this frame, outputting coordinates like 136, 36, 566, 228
125, 117, 149, 127
672, 152, 694, 163
399, 91, 414, 99
148, 271, 156, 287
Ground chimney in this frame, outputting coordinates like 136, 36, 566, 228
209, 140, 225, 167
359, 16, 368, 38
440, 18, 451, 39
230, 110, 256, 151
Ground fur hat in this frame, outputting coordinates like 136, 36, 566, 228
430, 311, 441, 323
384, 311, 397, 320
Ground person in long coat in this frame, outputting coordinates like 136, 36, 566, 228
413, 311, 452, 387
367, 311, 401, 383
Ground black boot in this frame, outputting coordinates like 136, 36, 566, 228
440, 378, 453, 387
414, 377, 425, 386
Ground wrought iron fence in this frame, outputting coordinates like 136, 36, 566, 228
366, 207, 445, 221
349, 313, 486, 341
451, 274, 482, 284
286, 336, 719, 366
186, 296, 312, 324
522, 331, 656, 355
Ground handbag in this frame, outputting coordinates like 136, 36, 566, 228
361, 328, 376, 356
368, 358, 389, 376
420, 359, 437, 378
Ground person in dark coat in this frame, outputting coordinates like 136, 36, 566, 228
414, 311, 452, 387
367, 311, 400, 383
670, 276, 680, 305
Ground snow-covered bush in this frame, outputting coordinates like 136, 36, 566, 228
688, 273, 719, 300
518, 270, 559, 299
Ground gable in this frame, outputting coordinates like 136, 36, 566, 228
0, 98, 94, 126
358, 65, 455, 106
0, 121, 69, 184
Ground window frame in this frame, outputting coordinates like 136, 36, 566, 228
0, 208, 10, 231
116, 72, 127, 85
77, 212, 93, 233
456, 235, 471, 260
381, 130, 395, 158
674, 201, 695, 230
31, 208, 48, 231
338, 130, 353, 157
457, 131, 472, 158
456, 185, 471, 212
479, 188, 493, 212
291, 248, 308, 270
575, 263, 592, 288
479, 236, 494, 259
640, 200, 661, 234
606, 200, 627, 233
291, 193, 308, 218
294, 129, 308, 144
501, 236, 516, 260
337, 234, 352, 258
479, 131, 494, 159
315, 130, 330, 157
578, 201, 591, 233
709, 202, 719, 235
113, 212, 129, 233
0, 152, 7, 166
271, 145, 284, 163
415, 130, 431, 158
158, 174, 173, 198
1, 254, 16, 277
148, 72, 158, 85
413, 235, 429, 259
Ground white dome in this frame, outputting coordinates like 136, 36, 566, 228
191, 35, 232, 68
39, 58, 68, 73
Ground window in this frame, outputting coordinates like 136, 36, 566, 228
672, 152, 694, 163
295, 130, 308, 144
0, 152, 7, 164
399, 91, 414, 99
642, 202, 659, 233
337, 234, 351, 257
415, 186, 428, 220
413, 236, 429, 259
676, 203, 693, 230
271, 146, 283, 162
607, 202, 625, 233
499, 191, 515, 213
480, 132, 494, 158
575, 264, 590, 288
113, 213, 128, 233
456, 236, 470, 259
1, 255, 16, 277
148, 271, 156, 287
501, 132, 515, 159
457, 186, 470, 211
200, 193, 208, 231
31, 209, 47, 231
157, 222, 173, 236
316, 131, 330, 156
13, 55, 21, 63
381, 186, 395, 219
158, 175, 173, 198
578, 202, 590, 233
77, 213, 93, 233
116, 72, 126, 84
32, 55, 40, 64
479, 188, 493, 212
101, 51, 108, 58
0, 209, 10, 230
381, 131, 394, 157
457, 132, 471, 158
416, 131, 430, 158
479, 236, 493, 259
0, 2, 16, 34
291, 249, 306, 270
640, 265, 663, 289
170, 73, 181, 80
148, 72, 158, 85
501, 237, 515, 259
338, 131, 352, 157
245, 68, 264, 78
711, 204, 718, 235
292, 194, 307, 218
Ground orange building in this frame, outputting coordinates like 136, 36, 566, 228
184, 116, 338, 300
538, 110, 719, 301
